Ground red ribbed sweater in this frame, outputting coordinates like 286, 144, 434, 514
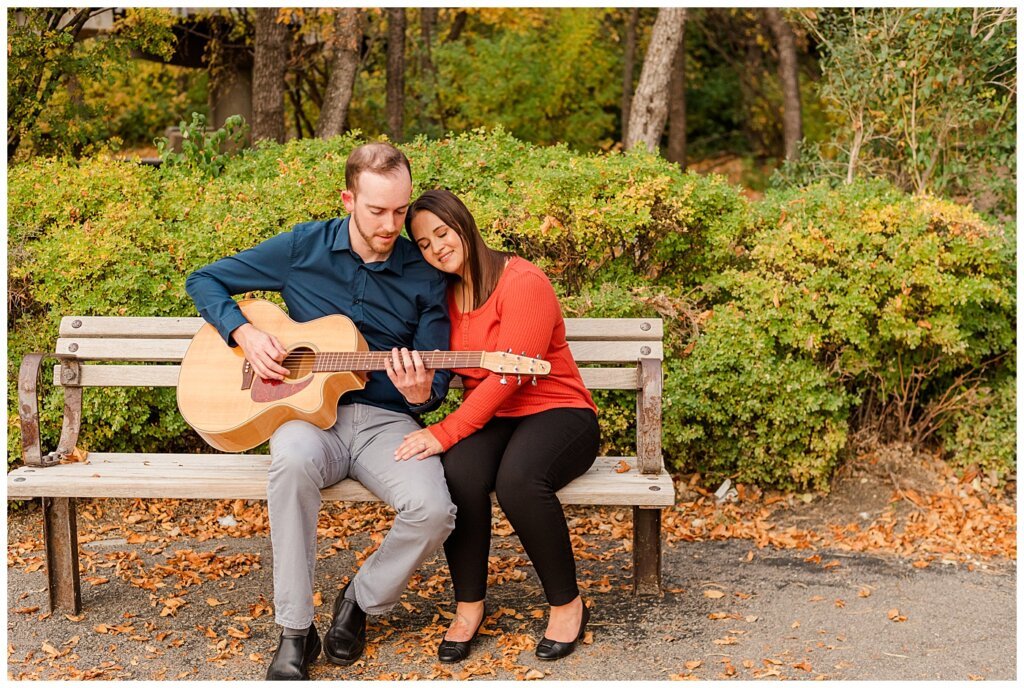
428, 257, 597, 452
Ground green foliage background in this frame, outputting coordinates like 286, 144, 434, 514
8, 130, 1015, 489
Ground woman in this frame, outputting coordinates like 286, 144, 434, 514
394, 189, 600, 662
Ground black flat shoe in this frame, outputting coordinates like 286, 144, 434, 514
324, 583, 367, 666
437, 604, 488, 663
535, 602, 590, 661
266, 625, 321, 680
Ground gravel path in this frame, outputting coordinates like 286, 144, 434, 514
6, 502, 1015, 681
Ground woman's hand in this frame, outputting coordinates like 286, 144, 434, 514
395, 428, 444, 461
385, 347, 434, 406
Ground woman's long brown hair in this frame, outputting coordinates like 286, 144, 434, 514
406, 189, 512, 311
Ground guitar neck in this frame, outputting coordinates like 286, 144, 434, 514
308, 351, 486, 372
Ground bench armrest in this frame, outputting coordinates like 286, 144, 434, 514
637, 358, 662, 475
18, 353, 83, 467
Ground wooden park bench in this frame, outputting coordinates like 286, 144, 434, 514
9, 313, 673, 613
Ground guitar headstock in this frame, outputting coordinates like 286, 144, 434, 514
479, 351, 551, 376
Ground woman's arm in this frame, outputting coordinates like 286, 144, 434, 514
430, 269, 560, 451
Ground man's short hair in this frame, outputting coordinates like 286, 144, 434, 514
345, 142, 412, 192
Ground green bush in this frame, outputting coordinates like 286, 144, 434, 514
938, 370, 1016, 480
665, 305, 852, 491
8, 129, 738, 466
7, 130, 1014, 491
406, 128, 747, 294
723, 181, 1015, 443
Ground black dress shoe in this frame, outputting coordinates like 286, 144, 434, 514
324, 583, 367, 666
266, 625, 321, 680
535, 602, 590, 661
437, 604, 488, 663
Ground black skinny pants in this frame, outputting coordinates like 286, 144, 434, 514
441, 407, 600, 606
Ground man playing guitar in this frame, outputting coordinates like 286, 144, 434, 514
185, 142, 454, 680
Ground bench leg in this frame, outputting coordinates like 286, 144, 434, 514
632, 507, 662, 596
43, 497, 82, 614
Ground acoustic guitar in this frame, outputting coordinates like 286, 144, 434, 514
177, 299, 550, 452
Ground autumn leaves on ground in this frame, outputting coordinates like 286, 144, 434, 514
7, 444, 1015, 681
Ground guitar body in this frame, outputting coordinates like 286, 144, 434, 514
177, 300, 368, 452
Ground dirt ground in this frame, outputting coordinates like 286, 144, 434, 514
6, 444, 1017, 681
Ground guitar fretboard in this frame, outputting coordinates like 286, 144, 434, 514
299, 351, 487, 372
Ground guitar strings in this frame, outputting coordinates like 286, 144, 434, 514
263, 351, 545, 371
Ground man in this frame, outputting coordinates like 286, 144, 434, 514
185, 142, 456, 680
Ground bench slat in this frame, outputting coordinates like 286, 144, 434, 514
59, 316, 205, 339
59, 316, 663, 342
56, 338, 190, 362
56, 338, 663, 363
7, 456, 675, 506
54, 365, 642, 390
563, 318, 662, 341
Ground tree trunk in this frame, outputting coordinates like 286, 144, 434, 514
620, 7, 640, 144
625, 7, 688, 152
764, 8, 802, 161
666, 18, 687, 170
420, 7, 437, 76
252, 8, 288, 143
446, 10, 468, 43
387, 8, 407, 141
316, 8, 362, 139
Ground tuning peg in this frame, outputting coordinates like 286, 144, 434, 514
500, 372, 508, 385
532, 376, 538, 386
516, 374, 522, 385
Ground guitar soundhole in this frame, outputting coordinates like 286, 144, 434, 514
284, 346, 315, 380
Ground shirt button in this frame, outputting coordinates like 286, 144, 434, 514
354, 299, 361, 304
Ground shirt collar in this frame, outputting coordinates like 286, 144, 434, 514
332, 216, 405, 276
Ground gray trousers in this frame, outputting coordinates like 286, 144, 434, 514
266, 403, 456, 629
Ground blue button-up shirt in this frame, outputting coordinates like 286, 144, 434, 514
185, 216, 451, 416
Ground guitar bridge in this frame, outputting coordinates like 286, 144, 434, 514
241, 359, 254, 391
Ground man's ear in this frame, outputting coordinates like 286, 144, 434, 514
341, 189, 355, 213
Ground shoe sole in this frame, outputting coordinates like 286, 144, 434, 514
323, 647, 363, 667
437, 652, 468, 664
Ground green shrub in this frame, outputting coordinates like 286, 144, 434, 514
157, 113, 249, 177
723, 180, 1015, 443
7, 130, 1014, 492
8, 129, 737, 466
664, 305, 853, 491
405, 128, 747, 294
938, 370, 1016, 480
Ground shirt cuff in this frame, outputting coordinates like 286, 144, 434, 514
406, 391, 438, 414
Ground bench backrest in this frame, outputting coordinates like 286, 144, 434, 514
48, 315, 664, 471
54, 315, 661, 387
